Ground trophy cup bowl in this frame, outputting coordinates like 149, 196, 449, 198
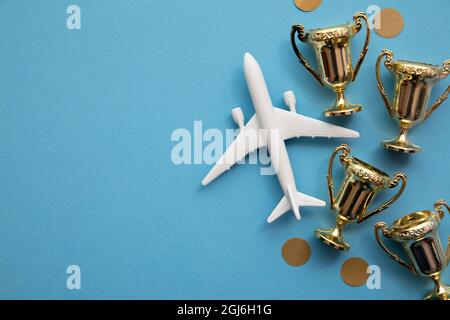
291, 12, 370, 117
376, 49, 450, 153
315, 144, 407, 251
375, 200, 450, 300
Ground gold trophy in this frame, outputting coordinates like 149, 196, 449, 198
375, 200, 450, 300
291, 12, 370, 117
376, 49, 449, 153
315, 144, 407, 251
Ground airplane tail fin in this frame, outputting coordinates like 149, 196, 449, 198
267, 187, 325, 223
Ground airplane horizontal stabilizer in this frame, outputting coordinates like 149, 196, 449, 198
266, 191, 326, 223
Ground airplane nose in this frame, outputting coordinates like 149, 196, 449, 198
243, 52, 256, 66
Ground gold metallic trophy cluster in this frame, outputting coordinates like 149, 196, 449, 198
289, 12, 449, 299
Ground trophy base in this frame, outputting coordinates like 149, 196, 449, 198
382, 138, 421, 154
424, 283, 450, 300
315, 229, 350, 251
324, 104, 362, 117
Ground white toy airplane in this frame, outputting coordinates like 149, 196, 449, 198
202, 53, 360, 223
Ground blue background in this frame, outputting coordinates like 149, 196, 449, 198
0, 0, 449, 299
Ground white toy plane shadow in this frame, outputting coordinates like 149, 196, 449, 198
202, 53, 359, 223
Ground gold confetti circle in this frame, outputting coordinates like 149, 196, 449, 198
340, 257, 370, 287
282, 238, 311, 267
293, 0, 322, 12
374, 8, 404, 38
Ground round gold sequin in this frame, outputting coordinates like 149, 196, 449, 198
282, 238, 311, 267
340, 257, 370, 287
374, 8, 404, 38
293, 0, 322, 12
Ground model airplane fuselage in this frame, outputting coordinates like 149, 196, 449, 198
244, 52, 311, 222
202, 53, 360, 223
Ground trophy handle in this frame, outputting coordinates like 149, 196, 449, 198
374, 222, 417, 274
447, 235, 450, 267
290, 24, 324, 86
351, 12, 370, 81
376, 49, 395, 117
327, 144, 351, 210
358, 173, 407, 223
434, 199, 450, 219
423, 60, 450, 121
433, 199, 450, 265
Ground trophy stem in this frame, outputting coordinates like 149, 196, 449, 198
425, 274, 450, 300
315, 216, 351, 251
323, 87, 362, 117
446, 236, 450, 264
383, 125, 421, 153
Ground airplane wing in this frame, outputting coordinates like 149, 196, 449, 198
201, 115, 266, 185
201, 107, 359, 186
274, 108, 360, 140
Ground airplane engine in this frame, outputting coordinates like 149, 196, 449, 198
284, 90, 297, 113
231, 107, 245, 130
